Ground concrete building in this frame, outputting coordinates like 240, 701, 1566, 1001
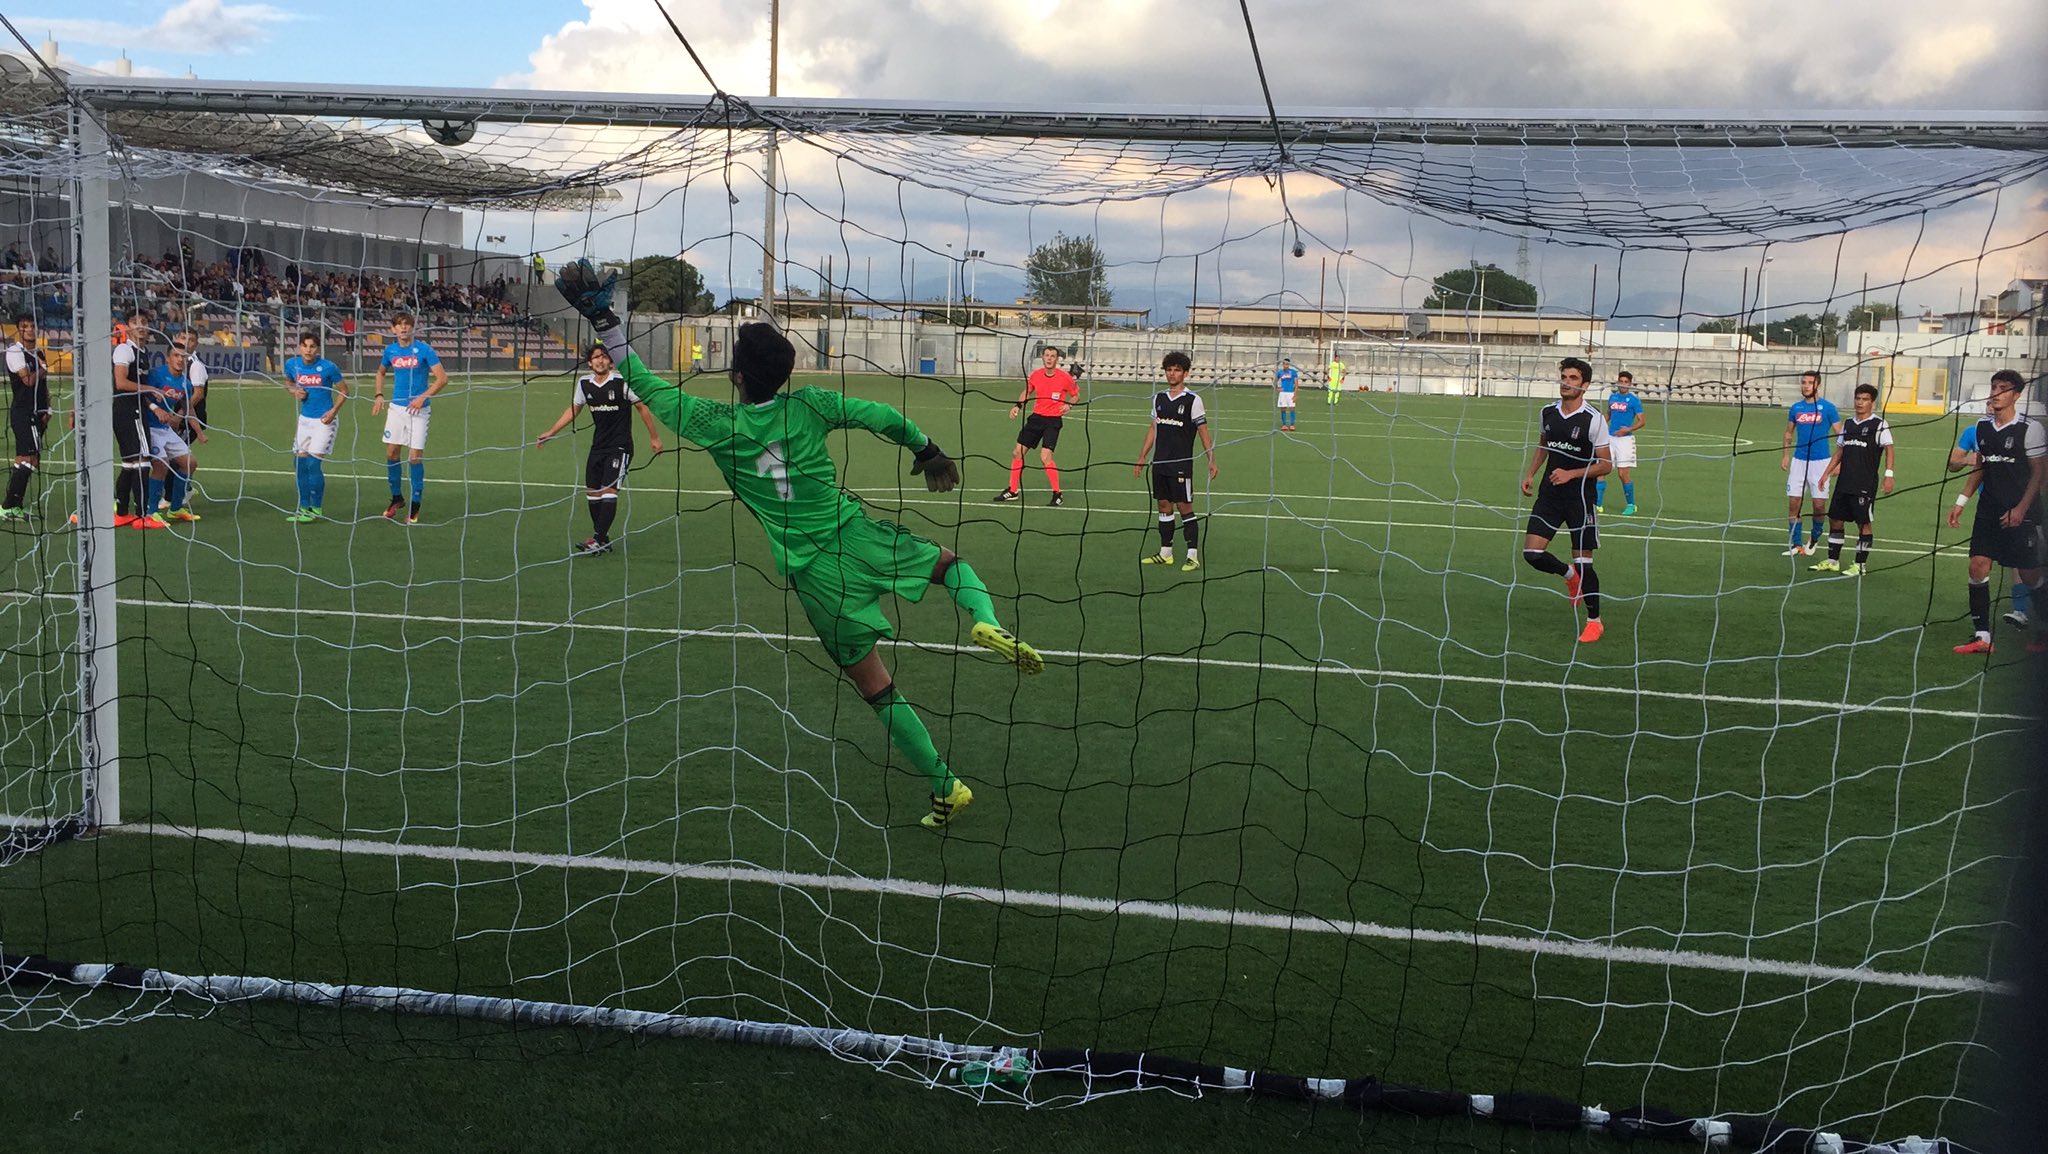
1185, 303, 1606, 346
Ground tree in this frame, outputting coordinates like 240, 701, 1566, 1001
1845, 302, 1900, 331
1023, 233, 1112, 320
1422, 263, 1538, 311
624, 254, 713, 315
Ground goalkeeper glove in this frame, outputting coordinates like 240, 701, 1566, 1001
554, 258, 621, 331
910, 440, 960, 493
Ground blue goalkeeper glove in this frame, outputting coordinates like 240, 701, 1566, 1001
554, 259, 621, 331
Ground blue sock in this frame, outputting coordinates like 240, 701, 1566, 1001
387, 460, 402, 498
167, 471, 188, 511
2015, 581, 2034, 617
146, 475, 164, 515
295, 456, 312, 507
1789, 520, 1803, 547
1811, 515, 1825, 543
409, 461, 425, 504
1622, 482, 1635, 505
1596, 480, 1607, 505
310, 459, 326, 508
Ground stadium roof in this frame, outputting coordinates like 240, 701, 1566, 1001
0, 55, 618, 210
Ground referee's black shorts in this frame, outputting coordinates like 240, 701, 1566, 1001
585, 446, 632, 492
112, 396, 143, 460
1016, 414, 1063, 451
1970, 508, 2044, 571
1150, 466, 1192, 504
1526, 488, 1599, 550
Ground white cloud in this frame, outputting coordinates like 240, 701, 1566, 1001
501, 0, 2044, 111
481, 0, 2045, 324
25, 0, 291, 57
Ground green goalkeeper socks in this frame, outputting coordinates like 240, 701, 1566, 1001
941, 559, 1001, 630
869, 687, 955, 795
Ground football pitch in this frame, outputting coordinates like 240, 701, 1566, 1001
0, 367, 2029, 1142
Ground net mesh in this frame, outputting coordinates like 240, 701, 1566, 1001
0, 74, 2043, 1147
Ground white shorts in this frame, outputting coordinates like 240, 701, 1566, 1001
1277, 392, 1297, 408
1787, 456, 1831, 499
295, 414, 338, 457
382, 404, 432, 451
1609, 436, 1638, 469
147, 427, 190, 460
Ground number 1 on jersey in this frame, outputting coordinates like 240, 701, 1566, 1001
756, 442, 792, 500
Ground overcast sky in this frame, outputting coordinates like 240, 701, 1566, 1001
21, 0, 2048, 327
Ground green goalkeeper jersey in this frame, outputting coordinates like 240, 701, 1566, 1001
617, 351, 932, 575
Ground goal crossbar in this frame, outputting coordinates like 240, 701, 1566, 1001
52, 76, 2048, 149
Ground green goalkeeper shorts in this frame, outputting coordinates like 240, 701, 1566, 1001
790, 516, 944, 667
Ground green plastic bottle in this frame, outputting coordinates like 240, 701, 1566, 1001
955, 1049, 1032, 1087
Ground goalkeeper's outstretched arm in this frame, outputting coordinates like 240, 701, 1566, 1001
812, 391, 960, 493
554, 260, 696, 435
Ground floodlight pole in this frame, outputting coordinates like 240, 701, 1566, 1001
760, 0, 780, 322
71, 108, 122, 828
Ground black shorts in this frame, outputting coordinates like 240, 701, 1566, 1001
112, 397, 143, 459
1017, 414, 1063, 451
1970, 509, 2045, 571
585, 446, 632, 492
1527, 488, 1599, 550
1150, 467, 1192, 504
9, 406, 40, 457
1827, 490, 1874, 526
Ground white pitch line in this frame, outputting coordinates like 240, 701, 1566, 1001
49, 459, 1967, 559
112, 823, 2013, 997
136, 596, 2029, 722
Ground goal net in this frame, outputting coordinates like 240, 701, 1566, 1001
2, 67, 2044, 1148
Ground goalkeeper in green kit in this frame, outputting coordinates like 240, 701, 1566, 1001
555, 261, 1040, 829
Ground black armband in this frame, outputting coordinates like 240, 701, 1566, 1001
914, 439, 945, 463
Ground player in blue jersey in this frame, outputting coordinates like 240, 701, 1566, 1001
371, 312, 446, 524
1779, 371, 1839, 555
1597, 370, 1647, 515
282, 331, 348, 523
1274, 358, 1299, 430
1950, 415, 2034, 629
141, 344, 201, 527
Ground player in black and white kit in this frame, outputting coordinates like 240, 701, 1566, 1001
2, 313, 50, 521
1948, 368, 2047, 655
174, 329, 210, 442
1520, 356, 1614, 644
109, 309, 152, 525
1132, 350, 1218, 572
1811, 382, 1894, 576
535, 342, 664, 555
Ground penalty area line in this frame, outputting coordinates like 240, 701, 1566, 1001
106, 823, 2013, 997
135, 596, 2034, 722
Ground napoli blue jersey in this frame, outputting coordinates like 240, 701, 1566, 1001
1787, 397, 1840, 461
1605, 391, 1644, 436
1276, 367, 1298, 394
382, 340, 441, 405
1957, 425, 1978, 453
144, 363, 189, 430
286, 356, 345, 417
